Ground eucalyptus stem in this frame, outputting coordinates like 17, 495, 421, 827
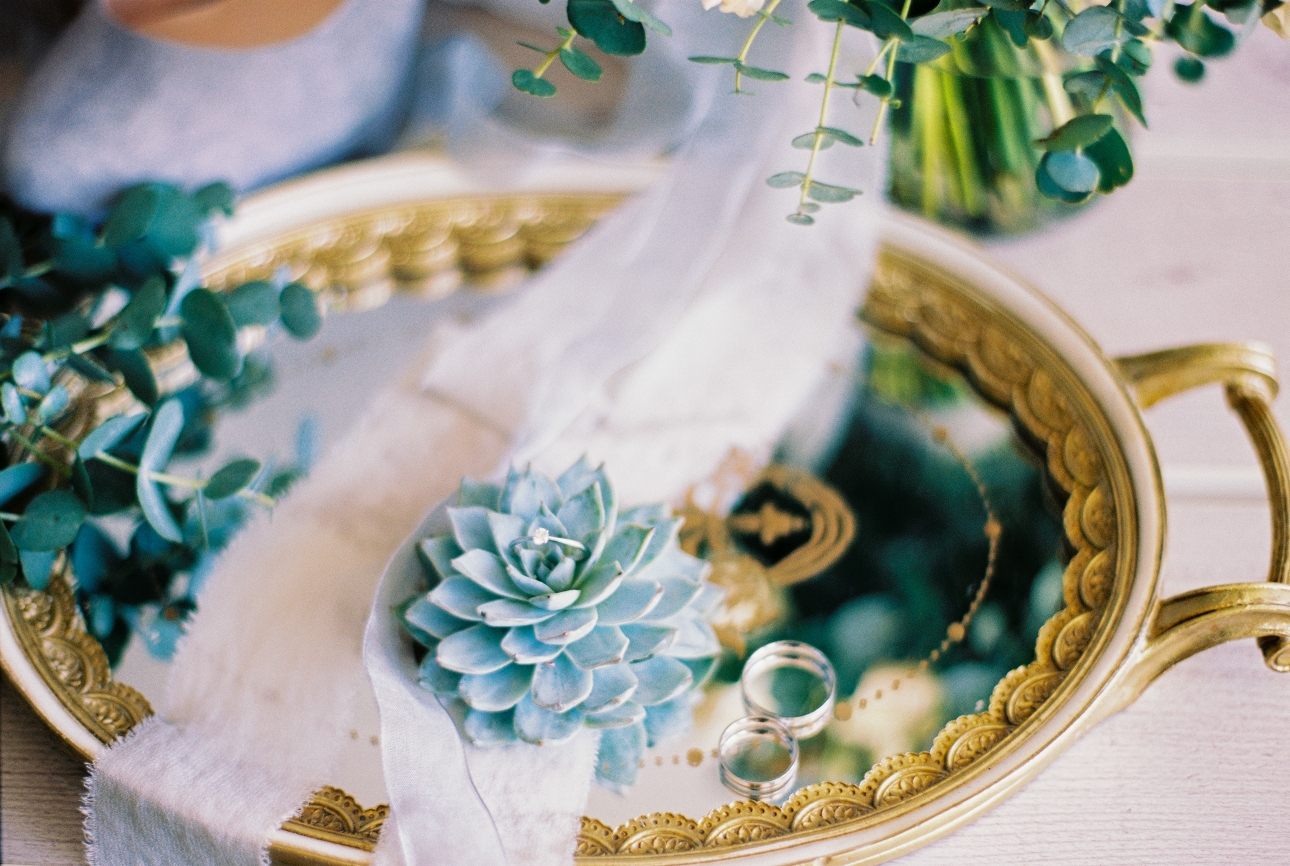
91, 450, 274, 507
38, 425, 79, 451
6, 429, 71, 478
42, 331, 110, 362
869, 41, 901, 145
865, 38, 896, 78
533, 29, 577, 80
23, 262, 53, 279
0, 511, 20, 521
798, 20, 847, 215
734, 0, 785, 93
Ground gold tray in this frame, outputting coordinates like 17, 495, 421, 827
2, 153, 1287, 865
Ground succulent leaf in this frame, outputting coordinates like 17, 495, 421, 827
531, 653, 594, 710
596, 580, 663, 625
458, 478, 501, 509
584, 701, 646, 729
452, 549, 525, 599
501, 625, 565, 663
628, 657, 693, 705
663, 610, 722, 659
597, 523, 653, 575
502, 466, 563, 521
447, 506, 497, 553
533, 606, 598, 644
556, 481, 605, 541
564, 625, 629, 670
436, 624, 511, 674
488, 511, 527, 566
595, 722, 646, 791
418, 655, 462, 695
514, 695, 584, 745
528, 589, 582, 611
574, 561, 624, 608
465, 709, 519, 745
403, 595, 472, 640
583, 663, 639, 711
643, 695, 693, 745
429, 576, 493, 621
478, 598, 560, 627
620, 623, 678, 661
460, 664, 535, 711
638, 576, 702, 621
543, 556, 577, 593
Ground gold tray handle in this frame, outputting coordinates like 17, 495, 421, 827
1115, 343, 1290, 692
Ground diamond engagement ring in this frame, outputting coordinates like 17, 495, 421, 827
509, 527, 587, 557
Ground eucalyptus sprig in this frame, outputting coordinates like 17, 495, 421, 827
1, 182, 321, 664
503, 0, 1285, 225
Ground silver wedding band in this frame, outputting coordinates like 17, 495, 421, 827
740, 640, 837, 739
717, 715, 799, 802
508, 528, 586, 556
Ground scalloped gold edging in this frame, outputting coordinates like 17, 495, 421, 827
0, 208, 1129, 863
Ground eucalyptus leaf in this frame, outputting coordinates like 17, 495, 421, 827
1166, 4, 1234, 56
689, 55, 739, 64
607, 0, 672, 35
806, 180, 862, 203
18, 548, 57, 590
738, 64, 790, 81
10, 489, 86, 551
2, 383, 26, 425
766, 171, 806, 189
978, 0, 1031, 11
512, 69, 558, 97
1084, 128, 1134, 191
71, 456, 93, 508
858, 74, 893, 97
1036, 152, 1095, 203
560, 47, 603, 81
1022, 9, 1053, 39
1174, 55, 1205, 81
1095, 57, 1146, 126
911, 7, 989, 37
205, 459, 261, 500
225, 281, 280, 327
1034, 114, 1114, 151
78, 414, 146, 460
1044, 151, 1101, 193
146, 186, 202, 259
13, 351, 50, 394
865, 2, 914, 39
0, 521, 17, 586
279, 282, 323, 339
102, 184, 162, 250
35, 384, 69, 424
53, 236, 116, 283
192, 182, 235, 217
820, 126, 863, 146
109, 276, 166, 350
66, 352, 117, 384
808, 0, 871, 28
567, 0, 647, 56
181, 289, 240, 380
1061, 6, 1144, 55
0, 463, 43, 507
140, 399, 184, 474
895, 35, 953, 62
104, 347, 159, 405
0, 218, 21, 285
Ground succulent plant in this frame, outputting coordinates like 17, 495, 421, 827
400, 458, 724, 790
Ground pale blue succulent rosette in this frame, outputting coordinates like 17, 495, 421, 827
398, 458, 725, 791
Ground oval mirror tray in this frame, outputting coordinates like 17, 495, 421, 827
2, 153, 1287, 865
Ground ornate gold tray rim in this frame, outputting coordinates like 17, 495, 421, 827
1, 156, 1284, 866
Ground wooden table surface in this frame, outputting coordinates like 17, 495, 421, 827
3, 21, 1288, 866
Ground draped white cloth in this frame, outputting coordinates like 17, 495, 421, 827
84, 1, 886, 863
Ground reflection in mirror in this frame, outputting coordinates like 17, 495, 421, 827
584, 330, 1065, 826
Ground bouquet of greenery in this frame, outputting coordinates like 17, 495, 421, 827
0, 185, 320, 664
507, 0, 1285, 228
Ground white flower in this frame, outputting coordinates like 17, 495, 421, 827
701, 0, 769, 18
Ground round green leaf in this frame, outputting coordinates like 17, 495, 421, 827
766, 172, 806, 188
806, 180, 861, 203
279, 283, 323, 340
1084, 128, 1134, 191
181, 289, 240, 380
1174, 55, 1205, 81
10, 489, 87, 551
737, 64, 790, 82
13, 351, 50, 394
512, 68, 559, 98
1034, 113, 1114, 151
0, 463, 43, 507
110, 276, 166, 350
147, 187, 202, 259
2, 383, 26, 425
19, 549, 57, 591
1044, 151, 1101, 194
53, 236, 116, 283
193, 182, 236, 217
225, 280, 280, 327
866, 2, 914, 39
911, 7, 988, 37
567, 0, 646, 56
808, 0, 871, 27
560, 47, 603, 82
1036, 152, 1095, 203
35, 384, 69, 424
895, 35, 953, 63
689, 56, 739, 64
1166, 4, 1234, 57
786, 212, 815, 226
205, 458, 262, 500
102, 185, 162, 250
140, 399, 185, 474
104, 348, 159, 406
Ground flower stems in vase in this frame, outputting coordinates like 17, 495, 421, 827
887, 15, 1091, 236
